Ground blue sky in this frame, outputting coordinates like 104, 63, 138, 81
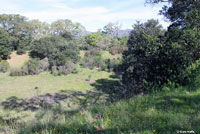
0, 0, 170, 31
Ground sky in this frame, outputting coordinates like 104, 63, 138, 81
0, 0, 170, 32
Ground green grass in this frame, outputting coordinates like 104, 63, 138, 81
1, 51, 200, 133
0, 68, 113, 101
16, 82, 200, 134
0, 67, 116, 133
1, 75, 200, 134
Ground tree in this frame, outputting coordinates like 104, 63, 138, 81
15, 21, 34, 54
103, 22, 122, 37
28, 20, 50, 40
85, 33, 100, 47
0, 28, 11, 60
51, 19, 86, 37
30, 36, 80, 67
0, 14, 33, 54
0, 14, 27, 34
121, 20, 165, 94
146, 0, 200, 82
97, 34, 112, 50
120, 36, 129, 46
146, 0, 200, 29
121, 0, 200, 95
75, 36, 87, 50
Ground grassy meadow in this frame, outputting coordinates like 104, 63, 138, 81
0, 51, 200, 134
0, 69, 113, 101
1, 51, 116, 100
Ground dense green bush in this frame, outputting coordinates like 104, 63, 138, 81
0, 60, 10, 73
30, 36, 80, 67
121, 20, 166, 94
16, 48, 26, 55
65, 61, 78, 74
81, 56, 106, 70
93, 56, 107, 70
120, 36, 129, 46
81, 55, 121, 72
0, 28, 11, 60
122, 18, 200, 94
180, 60, 200, 86
85, 33, 99, 47
24, 59, 40, 75
81, 49, 106, 70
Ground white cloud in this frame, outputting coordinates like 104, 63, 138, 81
0, 0, 170, 31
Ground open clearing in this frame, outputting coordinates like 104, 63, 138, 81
0, 68, 114, 101
0, 52, 119, 133
1, 51, 117, 101
7, 52, 29, 69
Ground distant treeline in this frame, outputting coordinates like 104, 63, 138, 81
0, 14, 129, 60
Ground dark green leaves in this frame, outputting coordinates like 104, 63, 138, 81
0, 28, 11, 59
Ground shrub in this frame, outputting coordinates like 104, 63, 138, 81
81, 56, 106, 70
85, 33, 99, 47
64, 61, 78, 74
180, 60, 200, 86
9, 58, 50, 76
120, 36, 129, 46
51, 61, 77, 76
81, 55, 121, 72
38, 58, 49, 72
81, 57, 95, 69
24, 59, 40, 75
0, 60, 10, 73
93, 56, 107, 71
51, 66, 58, 76
10, 68, 28, 76
16, 48, 26, 55
57, 66, 69, 75
30, 36, 80, 67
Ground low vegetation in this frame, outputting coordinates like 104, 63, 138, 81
1, 74, 200, 133
0, 60, 10, 73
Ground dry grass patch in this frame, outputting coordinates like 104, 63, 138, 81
7, 52, 29, 69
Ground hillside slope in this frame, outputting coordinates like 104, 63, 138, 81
1, 77, 200, 134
